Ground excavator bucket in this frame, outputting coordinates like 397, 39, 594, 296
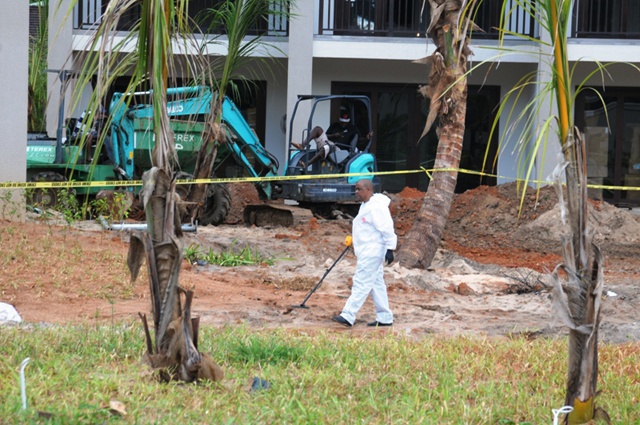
243, 204, 314, 227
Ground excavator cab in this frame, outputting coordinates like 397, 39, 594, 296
272, 94, 379, 207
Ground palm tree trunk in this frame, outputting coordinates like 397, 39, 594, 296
546, 2, 607, 419
125, 0, 223, 383
398, 84, 467, 268
69, 0, 291, 384
554, 134, 607, 423
396, 0, 472, 269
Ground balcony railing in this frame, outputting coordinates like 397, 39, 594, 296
74, 0, 289, 36
573, 0, 640, 39
318, 0, 537, 39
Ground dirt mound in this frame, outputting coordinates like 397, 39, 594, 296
516, 199, 640, 258
224, 182, 262, 224
443, 183, 559, 250
386, 182, 640, 271
392, 182, 640, 257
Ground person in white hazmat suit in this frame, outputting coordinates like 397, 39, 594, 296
332, 179, 397, 327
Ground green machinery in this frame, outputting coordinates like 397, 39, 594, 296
26, 84, 379, 225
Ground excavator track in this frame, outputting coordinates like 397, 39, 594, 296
243, 203, 314, 227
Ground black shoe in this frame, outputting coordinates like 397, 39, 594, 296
332, 315, 352, 327
367, 321, 393, 327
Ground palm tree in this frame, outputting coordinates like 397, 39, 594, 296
65, 0, 289, 383
396, 0, 477, 269
473, 1, 614, 422
400, 1, 613, 419
526, 2, 608, 421
184, 0, 286, 223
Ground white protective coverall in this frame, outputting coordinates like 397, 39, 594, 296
340, 193, 397, 325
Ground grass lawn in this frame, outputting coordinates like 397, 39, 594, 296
1, 324, 638, 424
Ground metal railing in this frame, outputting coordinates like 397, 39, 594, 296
74, 0, 289, 36
573, 0, 640, 39
318, 0, 537, 39
73, 1, 640, 40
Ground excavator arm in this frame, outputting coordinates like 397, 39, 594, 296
108, 86, 280, 200
219, 97, 279, 199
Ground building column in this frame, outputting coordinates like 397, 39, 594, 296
285, 0, 315, 153
0, 0, 29, 221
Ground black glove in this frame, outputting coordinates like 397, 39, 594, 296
385, 249, 394, 265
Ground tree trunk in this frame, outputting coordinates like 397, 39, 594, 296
552, 133, 608, 423
128, 167, 224, 383
397, 85, 467, 268
396, 0, 472, 269
184, 117, 222, 223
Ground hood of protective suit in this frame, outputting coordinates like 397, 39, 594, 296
367, 193, 391, 208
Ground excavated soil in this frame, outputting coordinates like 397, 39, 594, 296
2, 182, 640, 343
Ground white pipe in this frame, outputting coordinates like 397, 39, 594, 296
98, 216, 197, 232
20, 357, 31, 410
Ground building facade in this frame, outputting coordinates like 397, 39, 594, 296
48, 0, 640, 206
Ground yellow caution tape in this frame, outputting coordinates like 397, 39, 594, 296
2, 169, 419, 189
3, 167, 640, 192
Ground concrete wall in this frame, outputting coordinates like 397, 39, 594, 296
263, 61, 289, 172
286, 0, 315, 161
0, 0, 28, 221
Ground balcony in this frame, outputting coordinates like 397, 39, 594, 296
74, 0, 289, 36
573, 0, 640, 39
318, 0, 537, 39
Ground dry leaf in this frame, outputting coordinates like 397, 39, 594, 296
109, 399, 127, 416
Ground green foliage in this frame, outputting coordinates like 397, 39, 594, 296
25, 187, 85, 224
0, 325, 638, 424
24, 188, 132, 224
28, 0, 48, 133
89, 192, 130, 222
202, 0, 291, 103
484, 0, 638, 190
57, 189, 84, 224
226, 334, 304, 365
184, 243, 202, 264
184, 241, 278, 266
0, 190, 22, 220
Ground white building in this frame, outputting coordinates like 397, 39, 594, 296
46, 0, 640, 206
